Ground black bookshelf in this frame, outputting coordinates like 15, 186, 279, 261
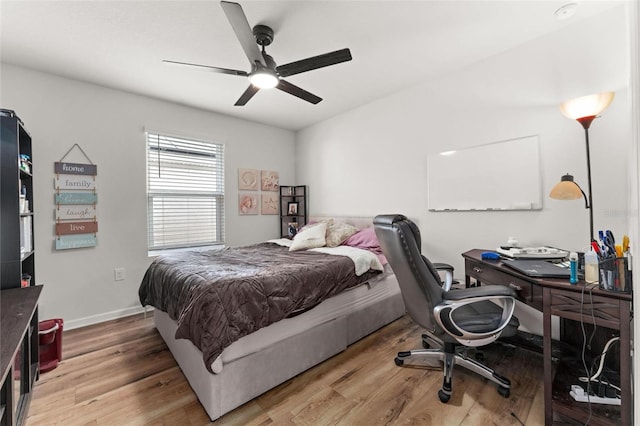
1, 111, 40, 425
279, 185, 307, 238
1, 110, 35, 290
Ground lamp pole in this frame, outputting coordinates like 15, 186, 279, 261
559, 91, 614, 245
577, 115, 596, 243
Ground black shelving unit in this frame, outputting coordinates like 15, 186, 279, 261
1, 110, 39, 426
1, 109, 35, 290
279, 185, 307, 238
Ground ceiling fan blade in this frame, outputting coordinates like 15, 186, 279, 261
277, 79, 322, 104
220, 1, 266, 67
163, 60, 248, 76
276, 48, 352, 78
235, 84, 260, 106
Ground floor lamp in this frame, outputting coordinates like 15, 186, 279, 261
550, 91, 615, 243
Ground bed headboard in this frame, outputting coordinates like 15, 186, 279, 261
309, 216, 374, 229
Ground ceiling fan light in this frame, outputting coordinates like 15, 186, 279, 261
249, 70, 278, 89
559, 91, 615, 120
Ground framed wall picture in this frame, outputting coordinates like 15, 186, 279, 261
261, 170, 279, 192
239, 193, 258, 215
238, 168, 259, 191
287, 201, 299, 216
261, 194, 278, 215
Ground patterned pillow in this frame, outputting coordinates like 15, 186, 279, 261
289, 222, 328, 251
325, 222, 358, 247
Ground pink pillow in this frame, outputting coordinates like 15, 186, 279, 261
342, 227, 382, 254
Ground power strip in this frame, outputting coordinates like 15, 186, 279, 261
570, 385, 621, 406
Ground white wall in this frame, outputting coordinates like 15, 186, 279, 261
296, 7, 632, 334
0, 64, 295, 328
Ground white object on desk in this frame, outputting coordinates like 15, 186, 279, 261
496, 246, 569, 259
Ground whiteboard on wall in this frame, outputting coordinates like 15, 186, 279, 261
427, 135, 542, 211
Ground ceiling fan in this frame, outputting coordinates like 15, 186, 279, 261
163, 1, 353, 106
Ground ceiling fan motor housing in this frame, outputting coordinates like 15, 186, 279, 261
253, 24, 274, 46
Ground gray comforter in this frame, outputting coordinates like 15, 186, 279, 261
139, 242, 380, 372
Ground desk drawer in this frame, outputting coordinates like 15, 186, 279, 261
465, 259, 541, 309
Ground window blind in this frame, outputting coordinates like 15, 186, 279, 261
146, 132, 224, 250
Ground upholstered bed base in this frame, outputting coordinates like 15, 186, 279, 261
154, 276, 404, 421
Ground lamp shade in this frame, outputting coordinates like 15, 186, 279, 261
559, 92, 615, 120
549, 174, 583, 200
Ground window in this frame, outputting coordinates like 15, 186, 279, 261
146, 132, 224, 251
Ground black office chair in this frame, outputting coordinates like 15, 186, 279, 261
373, 214, 519, 402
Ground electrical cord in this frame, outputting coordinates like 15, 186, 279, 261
510, 411, 525, 426
579, 283, 593, 425
586, 284, 598, 350
577, 283, 621, 425
579, 337, 622, 393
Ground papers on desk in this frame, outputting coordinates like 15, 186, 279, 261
496, 246, 569, 260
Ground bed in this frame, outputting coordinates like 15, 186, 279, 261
139, 217, 405, 421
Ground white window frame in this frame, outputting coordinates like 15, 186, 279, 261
145, 131, 225, 252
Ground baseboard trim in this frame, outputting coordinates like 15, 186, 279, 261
64, 306, 154, 331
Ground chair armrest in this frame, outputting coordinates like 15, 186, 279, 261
432, 262, 454, 272
422, 257, 455, 291
443, 285, 516, 301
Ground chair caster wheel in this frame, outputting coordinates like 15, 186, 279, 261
438, 389, 451, 403
498, 386, 510, 398
394, 357, 404, 366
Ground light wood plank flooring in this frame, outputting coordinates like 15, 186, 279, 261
27, 312, 545, 425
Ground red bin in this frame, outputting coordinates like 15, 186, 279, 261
39, 318, 63, 373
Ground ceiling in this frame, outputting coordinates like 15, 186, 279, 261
0, 1, 624, 131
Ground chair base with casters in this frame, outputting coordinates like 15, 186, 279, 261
394, 337, 511, 403
373, 214, 519, 403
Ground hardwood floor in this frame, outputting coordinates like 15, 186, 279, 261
27, 312, 545, 425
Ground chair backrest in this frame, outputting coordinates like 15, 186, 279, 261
374, 214, 445, 335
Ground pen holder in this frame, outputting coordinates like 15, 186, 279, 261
598, 257, 632, 293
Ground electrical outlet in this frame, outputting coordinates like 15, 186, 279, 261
114, 267, 126, 281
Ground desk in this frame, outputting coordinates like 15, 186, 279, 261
462, 249, 632, 426
0, 286, 41, 426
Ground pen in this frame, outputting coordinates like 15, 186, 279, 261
598, 230, 608, 257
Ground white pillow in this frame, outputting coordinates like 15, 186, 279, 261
289, 222, 328, 251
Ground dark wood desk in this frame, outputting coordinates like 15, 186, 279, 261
1, 286, 41, 426
463, 249, 632, 426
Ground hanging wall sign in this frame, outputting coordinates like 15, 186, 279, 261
55, 221, 98, 235
55, 234, 98, 250
54, 174, 96, 190
54, 161, 97, 176
55, 192, 97, 205
55, 205, 96, 221
54, 144, 98, 250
